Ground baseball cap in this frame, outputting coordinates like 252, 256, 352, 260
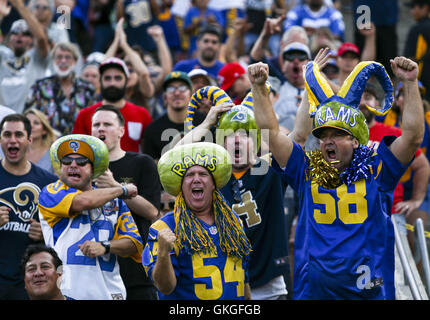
188, 69, 215, 85
282, 42, 311, 60
57, 138, 95, 163
217, 62, 246, 91
10, 19, 30, 34
99, 57, 130, 78
337, 42, 360, 57
163, 71, 193, 91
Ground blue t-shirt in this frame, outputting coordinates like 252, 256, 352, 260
0, 163, 57, 286
143, 211, 249, 300
173, 58, 224, 79
284, 4, 345, 40
272, 136, 409, 300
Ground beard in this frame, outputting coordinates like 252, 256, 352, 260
101, 84, 126, 102
53, 63, 75, 78
200, 48, 216, 63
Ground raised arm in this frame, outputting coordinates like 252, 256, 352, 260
389, 57, 424, 165
248, 62, 293, 167
10, 0, 49, 57
176, 103, 233, 146
288, 88, 313, 148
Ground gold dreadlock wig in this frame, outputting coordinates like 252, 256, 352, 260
158, 142, 252, 259
304, 60, 394, 188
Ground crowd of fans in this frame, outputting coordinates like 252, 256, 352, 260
1, 0, 430, 300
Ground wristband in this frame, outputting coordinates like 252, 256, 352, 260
120, 185, 128, 199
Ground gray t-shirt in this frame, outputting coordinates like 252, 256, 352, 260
0, 46, 49, 113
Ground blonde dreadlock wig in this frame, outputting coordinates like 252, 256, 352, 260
158, 142, 251, 259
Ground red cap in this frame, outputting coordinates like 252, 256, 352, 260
217, 62, 246, 91
337, 42, 360, 57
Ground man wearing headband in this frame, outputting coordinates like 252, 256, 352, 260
248, 55, 424, 300
38, 134, 144, 300
143, 142, 252, 299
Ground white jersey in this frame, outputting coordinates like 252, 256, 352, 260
38, 180, 143, 300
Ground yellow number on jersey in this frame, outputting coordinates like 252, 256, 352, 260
312, 180, 368, 224
192, 252, 245, 300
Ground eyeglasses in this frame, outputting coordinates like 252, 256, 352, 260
11, 31, 32, 37
60, 156, 91, 166
165, 85, 189, 94
283, 52, 309, 62
232, 179, 242, 203
34, 4, 50, 10
161, 200, 175, 211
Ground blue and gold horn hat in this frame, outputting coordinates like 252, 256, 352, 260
158, 142, 232, 196
50, 134, 109, 179
305, 61, 394, 145
186, 84, 271, 151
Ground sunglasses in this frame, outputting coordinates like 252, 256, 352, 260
161, 200, 175, 210
60, 156, 91, 166
165, 85, 189, 94
232, 179, 242, 203
283, 52, 308, 62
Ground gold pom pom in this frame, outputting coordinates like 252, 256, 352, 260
306, 150, 341, 189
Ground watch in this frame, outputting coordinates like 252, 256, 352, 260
101, 240, 111, 254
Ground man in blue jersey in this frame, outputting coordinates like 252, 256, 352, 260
143, 142, 252, 300
0, 114, 57, 300
248, 55, 424, 299
284, 0, 345, 41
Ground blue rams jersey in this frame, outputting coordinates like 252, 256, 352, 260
272, 136, 409, 300
143, 211, 249, 300
220, 159, 290, 288
284, 4, 345, 40
38, 180, 143, 300
0, 163, 57, 285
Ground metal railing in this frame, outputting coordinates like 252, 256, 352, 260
392, 215, 423, 300
414, 218, 430, 297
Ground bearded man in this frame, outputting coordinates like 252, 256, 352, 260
73, 57, 153, 153
24, 42, 96, 135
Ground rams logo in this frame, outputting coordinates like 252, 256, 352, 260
0, 183, 41, 222
69, 141, 80, 153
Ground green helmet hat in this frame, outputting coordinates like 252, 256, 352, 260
312, 101, 369, 145
216, 105, 261, 151
305, 60, 393, 145
50, 134, 109, 179
186, 84, 271, 151
158, 142, 232, 196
